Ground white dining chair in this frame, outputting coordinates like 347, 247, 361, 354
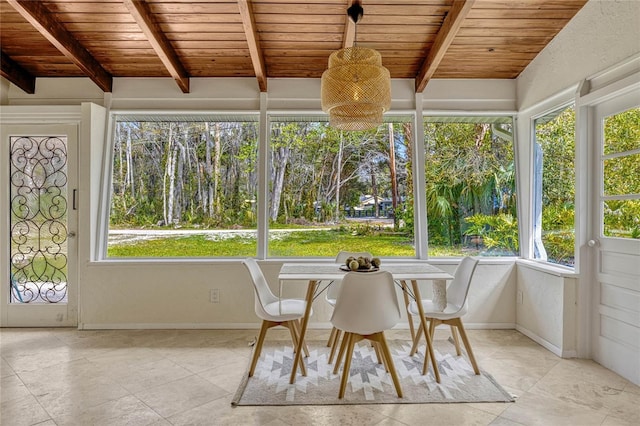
325, 250, 373, 364
242, 258, 312, 377
407, 256, 480, 375
330, 270, 403, 398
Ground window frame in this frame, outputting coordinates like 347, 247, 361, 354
421, 112, 520, 259
531, 102, 577, 268
98, 110, 528, 261
264, 113, 419, 259
100, 112, 261, 260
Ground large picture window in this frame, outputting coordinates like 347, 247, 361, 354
533, 105, 575, 266
267, 118, 415, 257
107, 116, 259, 257
423, 116, 518, 257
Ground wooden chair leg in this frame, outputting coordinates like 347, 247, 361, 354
292, 319, 310, 357
338, 333, 357, 399
454, 318, 480, 375
284, 321, 307, 376
450, 325, 462, 356
422, 322, 440, 382
409, 321, 424, 356
422, 318, 437, 376
327, 327, 337, 347
329, 329, 342, 364
376, 332, 403, 398
286, 320, 298, 350
372, 341, 382, 364
401, 281, 416, 342
286, 321, 308, 376
429, 317, 436, 339
249, 320, 271, 377
333, 331, 349, 375
372, 341, 389, 372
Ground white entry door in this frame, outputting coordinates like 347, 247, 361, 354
590, 92, 640, 385
1, 124, 78, 327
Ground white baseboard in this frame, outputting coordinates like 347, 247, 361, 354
463, 322, 515, 330
516, 324, 576, 358
79, 322, 516, 331
79, 322, 261, 330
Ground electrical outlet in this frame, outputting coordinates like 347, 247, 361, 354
210, 289, 220, 303
517, 290, 523, 305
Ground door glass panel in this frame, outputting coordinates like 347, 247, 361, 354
603, 153, 640, 196
603, 107, 640, 155
604, 199, 640, 238
10, 136, 69, 303
602, 106, 640, 240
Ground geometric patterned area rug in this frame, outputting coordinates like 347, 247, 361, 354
232, 339, 515, 405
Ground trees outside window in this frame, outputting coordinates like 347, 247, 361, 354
107, 118, 259, 257
267, 118, 414, 257
533, 106, 576, 266
423, 116, 518, 257
106, 114, 524, 258
106, 116, 415, 258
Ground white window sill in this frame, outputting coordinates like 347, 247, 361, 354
516, 259, 578, 277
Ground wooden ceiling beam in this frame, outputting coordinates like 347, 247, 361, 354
0, 50, 35, 94
237, 0, 267, 92
6, 0, 112, 92
123, 0, 189, 93
415, 0, 476, 93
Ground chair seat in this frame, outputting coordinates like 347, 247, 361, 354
407, 300, 465, 320
262, 299, 311, 321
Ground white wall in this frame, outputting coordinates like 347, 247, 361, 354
515, 262, 577, 357
75, 259, 516, 330
517, 0, 640, 111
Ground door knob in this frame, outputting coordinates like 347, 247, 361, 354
588, 239, 599, 247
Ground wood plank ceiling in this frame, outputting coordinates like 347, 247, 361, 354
0, 0, 588, 95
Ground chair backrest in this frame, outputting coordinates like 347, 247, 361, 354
447, 256, 479, 311
331, 270, 401, 335
326, 251, 374, 301
242, 258, 279, 320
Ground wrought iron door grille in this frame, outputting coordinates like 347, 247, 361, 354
10, 136, 68, 303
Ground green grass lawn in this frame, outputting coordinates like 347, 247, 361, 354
107, 229, 469, 258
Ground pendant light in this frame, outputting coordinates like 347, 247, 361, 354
321, 1, 391, 131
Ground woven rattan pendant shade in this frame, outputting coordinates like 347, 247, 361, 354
321, 46, 391, 131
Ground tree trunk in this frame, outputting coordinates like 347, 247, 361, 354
126, 125, 135, 197
167, 125, 177, 225
162, 124, 173, 226
117, 125, 124, 195
335, 132, 343, 221
388, 123, 398, 222
213, 122, 222, 217
204, 122, 214, 218
270, 146, 290, 222
402, 122, 414, 229
371, 166, 379, 218
174, 131, 187, 223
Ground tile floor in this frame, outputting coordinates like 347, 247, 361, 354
0, 328, 638, 426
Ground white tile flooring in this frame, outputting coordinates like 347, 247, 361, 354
1, 328, 638, 426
